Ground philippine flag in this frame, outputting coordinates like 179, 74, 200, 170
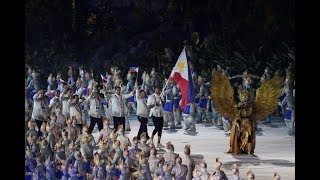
169, 47, 195, 110
129, 67, 139, 73
49, 90, 55, 99
101, 74, 107, 81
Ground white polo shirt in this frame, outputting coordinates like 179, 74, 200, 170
87, 95, 103, 118
31, 93, 49, 121
136, 89, 149, 118
147, 93, 164, 117
109, 92, 133, 117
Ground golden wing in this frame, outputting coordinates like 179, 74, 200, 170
253, 73, 284, 121
210, 70, 237, 120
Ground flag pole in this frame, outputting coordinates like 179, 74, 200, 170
135, 70, 139, 87
160, 78, 169, 96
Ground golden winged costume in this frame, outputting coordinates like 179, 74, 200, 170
210, 69, 283, 155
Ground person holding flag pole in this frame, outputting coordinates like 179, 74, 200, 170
167, 46, 196, 112
166, 46, 196, 131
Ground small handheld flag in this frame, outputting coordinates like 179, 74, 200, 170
49, 90, 55, 99
101, 74, 107, 81
129, 67, 139, 73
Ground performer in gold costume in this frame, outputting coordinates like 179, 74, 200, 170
210, 68, 283, 155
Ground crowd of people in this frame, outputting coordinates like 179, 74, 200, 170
25, 63, 294, 179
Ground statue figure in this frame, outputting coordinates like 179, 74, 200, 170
231, 70, 260, 101
210, 69, 283, 155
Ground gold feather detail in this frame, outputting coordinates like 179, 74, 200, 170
253, 73, 284, 121
210, 70, 237, 120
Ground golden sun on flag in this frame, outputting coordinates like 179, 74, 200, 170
177, 61, 186, 72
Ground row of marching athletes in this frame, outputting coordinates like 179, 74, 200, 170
27, 82, 168, 148
25, 66, 230, 140
28, 84, 135, 136
28, 65, 272, 140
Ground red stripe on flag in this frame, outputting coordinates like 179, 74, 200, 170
169, 72, 189, 110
